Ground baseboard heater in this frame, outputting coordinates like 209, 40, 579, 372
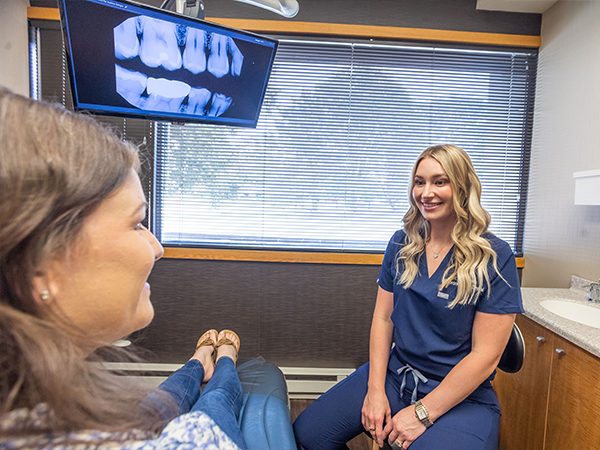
101, 363, 355, 400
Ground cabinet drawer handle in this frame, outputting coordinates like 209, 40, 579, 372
555, 348, 566, 356
536, 336, 546, 343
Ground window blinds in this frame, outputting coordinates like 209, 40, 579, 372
155, 40, 536, 252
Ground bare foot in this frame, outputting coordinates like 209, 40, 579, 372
191, 329, 217, 382
215, 330, 240, 365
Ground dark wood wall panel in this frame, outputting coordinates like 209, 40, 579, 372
134, 259, 380, 368
200, 0, 541, 36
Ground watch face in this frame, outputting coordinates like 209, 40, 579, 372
416, 408, 427, 420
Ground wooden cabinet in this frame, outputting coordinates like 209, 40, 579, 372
495, 315, 600, 450
545, 334, 600, 450
495, 315, 552, 450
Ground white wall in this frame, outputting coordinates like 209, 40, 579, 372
523, 0, 600, 287
0, 0, 30, 96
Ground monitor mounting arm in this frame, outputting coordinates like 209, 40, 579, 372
161, 0, 299, 19
161, 0, 205, 19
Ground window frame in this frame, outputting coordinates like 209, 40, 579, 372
152, 36, 537, 255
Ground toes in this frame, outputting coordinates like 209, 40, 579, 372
196, 329, 218, 350
216, 329, 240, 352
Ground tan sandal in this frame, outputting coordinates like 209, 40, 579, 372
196, 329, 218, 351
216, 329, 240, 363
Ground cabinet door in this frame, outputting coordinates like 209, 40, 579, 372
495, 315, 553, 450
545, 335, 600, 450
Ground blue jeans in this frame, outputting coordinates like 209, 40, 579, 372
293, 362, 500, 450
147, 357, 248, 449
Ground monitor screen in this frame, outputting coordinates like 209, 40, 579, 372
58, 0, 278, 127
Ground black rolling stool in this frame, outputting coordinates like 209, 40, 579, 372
497, 322, 525, 373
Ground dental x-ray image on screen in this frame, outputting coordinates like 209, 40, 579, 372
58, 0, 278, 127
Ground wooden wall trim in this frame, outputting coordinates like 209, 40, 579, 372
164, 248, 526, 268
516, 257, 524, 268
28, 6, 60, 21
163, 247, 384, 265
27, 8, 541, 48
211, 19, 540, 48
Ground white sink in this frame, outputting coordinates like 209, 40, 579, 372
540, 300, 600, 329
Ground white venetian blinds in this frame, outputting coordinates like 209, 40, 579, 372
154, 39, 536, 252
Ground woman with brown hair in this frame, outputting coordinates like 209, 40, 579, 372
294, 144, 524, 450
0, 87, 246, 449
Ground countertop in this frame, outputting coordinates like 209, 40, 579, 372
521, 276, 600, 359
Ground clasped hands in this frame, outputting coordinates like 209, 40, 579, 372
362, 390, 426, 449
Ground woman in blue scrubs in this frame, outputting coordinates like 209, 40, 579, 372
293, 145, 524, 450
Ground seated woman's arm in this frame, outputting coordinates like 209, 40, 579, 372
363, 287, 395, 446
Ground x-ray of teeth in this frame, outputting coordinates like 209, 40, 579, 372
187, 87, 211, 114
183, 28, 208, 74
114, 15, 243, 117
145, 77, 190, 112
115, 65, 148, 108
114, 17, 139, 60
139, 18, 182, 70
208, 93, 233, 116
61, 0, 278, 127
116, 65, 233, 116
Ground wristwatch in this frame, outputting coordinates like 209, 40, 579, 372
415, 400, 433, 428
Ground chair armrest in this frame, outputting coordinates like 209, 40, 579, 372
237, 358, 297, 450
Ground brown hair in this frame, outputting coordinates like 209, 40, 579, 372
0, 88, 166, 436
398, 144, 501, 308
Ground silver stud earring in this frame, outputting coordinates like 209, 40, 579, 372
40, 290, 51, 302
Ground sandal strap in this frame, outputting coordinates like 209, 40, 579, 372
216, 330, 240, 360
196, 330, 217, 350
217, 337, 236, 348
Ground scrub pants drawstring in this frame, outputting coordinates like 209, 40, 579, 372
397, 364, 428, 404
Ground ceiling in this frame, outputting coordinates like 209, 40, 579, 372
476, 0, 558, 14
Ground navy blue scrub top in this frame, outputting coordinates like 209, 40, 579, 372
377, 230, 524, 387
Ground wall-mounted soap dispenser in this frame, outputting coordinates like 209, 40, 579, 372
573, 169, 600, 205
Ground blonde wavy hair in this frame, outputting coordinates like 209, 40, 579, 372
397, 144, 501, 308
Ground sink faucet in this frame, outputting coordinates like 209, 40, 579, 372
588, 280, 600, 303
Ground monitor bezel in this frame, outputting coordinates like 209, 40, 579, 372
57, 0, 279, 128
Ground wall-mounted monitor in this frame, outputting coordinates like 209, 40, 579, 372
58, 0, 278, 127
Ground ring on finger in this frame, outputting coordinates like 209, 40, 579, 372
395, 439, 404, 449
368, 426, 375, 431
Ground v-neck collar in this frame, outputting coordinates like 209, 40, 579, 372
423, 246, 454, 280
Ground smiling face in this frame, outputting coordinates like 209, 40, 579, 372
43, 170, 164, 346
412, 157, 456, 227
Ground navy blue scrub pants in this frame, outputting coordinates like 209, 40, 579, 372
293, 362, 500, 450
